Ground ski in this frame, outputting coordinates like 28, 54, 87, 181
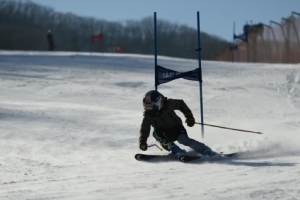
178, 155, 202, 163
221, 152, 238, 157
178, 152, 239, 163
134, 153, 171, 161
135, 152, 239, 163
135, 153, 201, 163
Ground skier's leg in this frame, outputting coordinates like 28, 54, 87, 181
152, 129, 185, 155
177, 134, 205, 152
177, 134, 216, 156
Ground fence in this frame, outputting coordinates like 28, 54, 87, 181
215, 12, 300, 64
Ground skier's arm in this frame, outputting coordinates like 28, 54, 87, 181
139, 112, 151, 151
169, 99, 195, 127
168, 99, 192, 115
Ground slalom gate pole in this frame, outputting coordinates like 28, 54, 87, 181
195, 122, 263, 135
196, 11, 205, 139
154, 12, 158, 91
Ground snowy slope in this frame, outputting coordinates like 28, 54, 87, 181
0, 50, 300, 200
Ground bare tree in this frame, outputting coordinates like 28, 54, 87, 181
0, 0, 228, 59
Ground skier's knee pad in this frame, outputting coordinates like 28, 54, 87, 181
153, 130, 173, 151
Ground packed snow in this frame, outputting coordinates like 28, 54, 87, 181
0, 50, 300, 200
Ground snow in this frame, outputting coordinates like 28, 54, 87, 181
0, 50, 300, 200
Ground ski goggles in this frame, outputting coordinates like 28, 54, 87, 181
143, 96, 162, 110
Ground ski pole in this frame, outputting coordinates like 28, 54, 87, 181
148, 144, 163, 151
195, 122, 263, 135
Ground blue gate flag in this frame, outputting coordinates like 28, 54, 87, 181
234, 33, 248, 42
155, 65, 201, 86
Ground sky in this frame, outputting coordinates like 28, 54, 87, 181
1, 50, 300, 199
28, 0, 300, 41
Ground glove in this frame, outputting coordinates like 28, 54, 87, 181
185, 112, 195, 127
139, 136, 148, 151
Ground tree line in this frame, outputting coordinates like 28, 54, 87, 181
0, 0, 229, 60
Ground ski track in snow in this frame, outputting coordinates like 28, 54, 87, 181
0, 51, 300, 200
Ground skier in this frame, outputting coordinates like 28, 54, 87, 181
139, 90, 217, 156
47, 29, 55, 51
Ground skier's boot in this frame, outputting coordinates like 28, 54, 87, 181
201, 146, 217, 157
170, 145, 186, 156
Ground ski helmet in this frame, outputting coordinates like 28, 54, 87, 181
143, 90, 164, 111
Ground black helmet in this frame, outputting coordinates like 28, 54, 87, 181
143, 90, 164, 111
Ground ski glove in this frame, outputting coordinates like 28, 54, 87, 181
139, 136, 148, 151
185, 112, 195, 127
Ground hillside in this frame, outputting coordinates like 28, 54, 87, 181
0, 51, 300, 199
